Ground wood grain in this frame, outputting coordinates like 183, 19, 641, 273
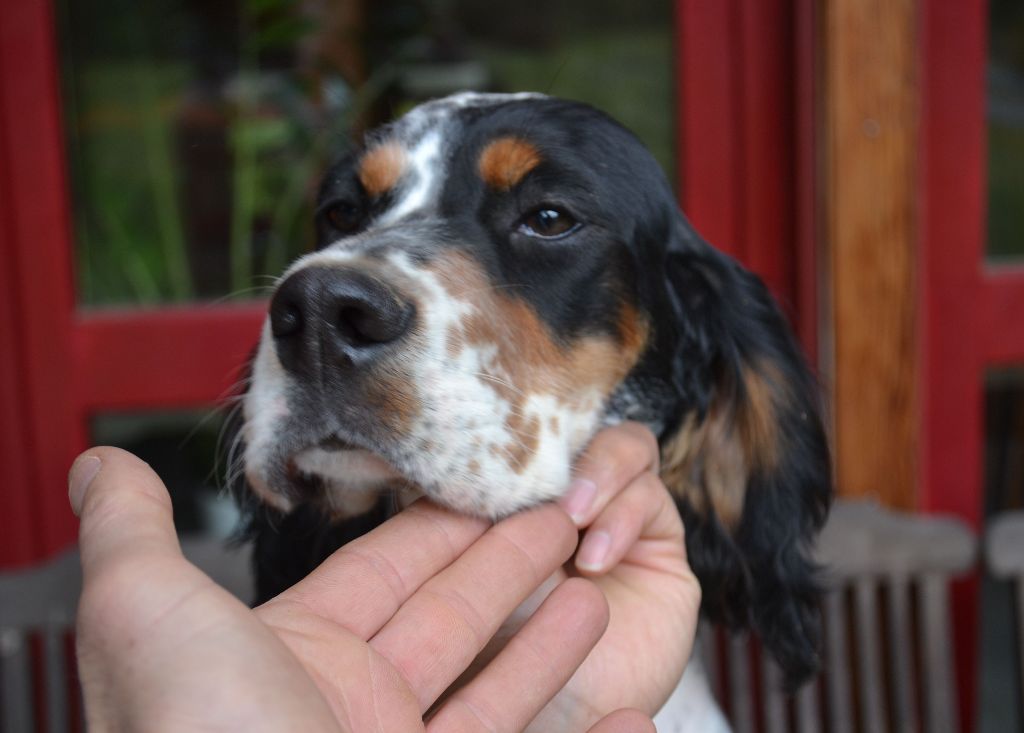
824, 0, 919, 508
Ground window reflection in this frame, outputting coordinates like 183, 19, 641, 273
988, 0, 1024, 262
58, 0, 673, 306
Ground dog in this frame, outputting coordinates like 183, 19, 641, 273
235, 91, 832, 727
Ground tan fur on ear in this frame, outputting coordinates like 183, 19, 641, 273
359, 142, 407, 197
478, 137, 542, 191
660, 361, 786, 528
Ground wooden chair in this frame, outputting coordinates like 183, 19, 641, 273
703, 500, 977, 733
983, 510, 1024, 727
0, 539, 252, 732
1, 503, 980, 732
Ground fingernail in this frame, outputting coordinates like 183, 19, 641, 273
577, 530, 612, 571
68, 455, 101, 516
559, 478, 597, 524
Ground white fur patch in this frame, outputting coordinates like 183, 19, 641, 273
293, 447, 402, 517
377, 129, 445, 225
242, 321, 293, 512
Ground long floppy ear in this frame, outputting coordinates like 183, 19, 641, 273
658, 225, 832, 686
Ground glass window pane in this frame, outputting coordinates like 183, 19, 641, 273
59, 0, 356, 306
58, 0, 674, 306
985, 368, 1024, 516
987, 0, 1024, 262
453, 0, 675, 178
979, 368, 1024, 733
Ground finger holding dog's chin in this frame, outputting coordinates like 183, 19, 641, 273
558, 422, 660, 529
529, 423, 700, 731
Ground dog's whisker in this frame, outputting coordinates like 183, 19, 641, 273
206, 284, 276, 305
469, 372, 527, 397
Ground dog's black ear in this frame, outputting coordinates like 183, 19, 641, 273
657, 222, 832, 686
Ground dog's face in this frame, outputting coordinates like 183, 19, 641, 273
241, 92, 831, 684
243, 92, 668, 517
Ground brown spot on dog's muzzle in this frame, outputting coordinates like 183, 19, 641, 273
430, 250, 649, 472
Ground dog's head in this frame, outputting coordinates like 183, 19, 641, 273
241, 92, 831, 683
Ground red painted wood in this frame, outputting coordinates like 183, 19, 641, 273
677, 0, 797, 313
0, 106, 41, 567
981, 266, 1024, 365
920, 0, 986, 524
677, 0, 743, 259
920, 0, 987, 728
74, 304, 266, 410
794, 0, 818, 361
737, 0, 793, 305
0, 0, 81, 560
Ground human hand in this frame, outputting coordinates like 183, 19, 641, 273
528, 422, 702, 730
70, 447, 654, 732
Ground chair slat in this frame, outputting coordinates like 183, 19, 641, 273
43, 627, 68, 733
1017, 579, 1024, 728
823, 590, 852, 733
0, 627, 35, 733
795, 679, 821, 733
699, 624, 722, 703
728, 633, 755, 733
920, 573, 957, 733
761, 656, 786, 733
853, 578, 885, 733
886, 575, 917, 733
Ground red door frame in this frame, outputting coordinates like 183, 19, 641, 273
0, 0, 265, 567
920, 0, 1024, 518
921, 0, 1024, 726
676, 0, 814, 350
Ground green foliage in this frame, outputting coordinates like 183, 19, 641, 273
477, 29, 674, 180
987, 123, 1024, 260
60, 0, 675, 306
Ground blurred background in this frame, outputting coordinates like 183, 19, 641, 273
1, 0, 1023, 731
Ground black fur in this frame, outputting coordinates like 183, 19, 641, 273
660, 226, 832, 685
249, 500, 395, 603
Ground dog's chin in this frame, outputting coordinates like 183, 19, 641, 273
247, 426, 577, 521
287, 442, 419, 518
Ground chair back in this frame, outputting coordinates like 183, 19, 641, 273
704, 500, 977, 733
0, 539, 252, 732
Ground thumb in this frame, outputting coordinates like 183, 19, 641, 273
69, 447, 183, 579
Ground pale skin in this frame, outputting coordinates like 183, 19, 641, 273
70, 422, 700, 732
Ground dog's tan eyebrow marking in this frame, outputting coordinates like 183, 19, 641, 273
359, 141, 407, 197
478, 136, 542, 191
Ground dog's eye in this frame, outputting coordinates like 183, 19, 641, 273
519, 207, 580, 240
324, 201, 365, 234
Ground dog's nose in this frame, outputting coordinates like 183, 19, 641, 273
269, 266, 414, 374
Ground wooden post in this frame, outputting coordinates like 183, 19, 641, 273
824, 0, 919, 509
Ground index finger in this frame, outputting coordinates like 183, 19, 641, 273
559, 422, 660, 527
370, 503, 578, 711
260, 499, 490, 638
